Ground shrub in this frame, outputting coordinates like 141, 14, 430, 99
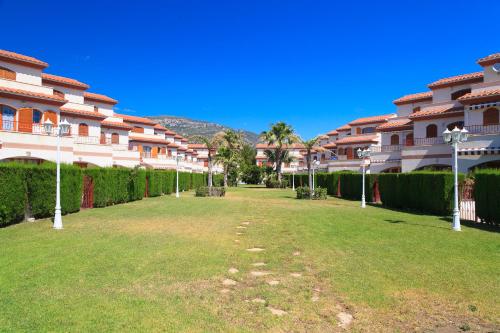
265, 176, 288, 188
241, 165, 263, 184
128, 168, 146, 201
474, 169, 500, 225
296, 186, 327, 200
191, 172, 207, 189
212, 174, 224, 187
338, 172, 376, 201
378, 172, 463, 215
195, 186, 226, 197
0, 163, 27, 226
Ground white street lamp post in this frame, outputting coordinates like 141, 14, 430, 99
44, 118, 70, 229
443, 126, 469, 231
292, 170, 295, 191
312, 160, 320, 194
357, 148, 371, 208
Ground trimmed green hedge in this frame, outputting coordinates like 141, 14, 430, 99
0, 163, 28, 226
474, 169, 500, 225
378, 172, 463, 215
338, 173, 376, 201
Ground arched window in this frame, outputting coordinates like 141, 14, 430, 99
338, 147, 344, 155
390, 134, 399, 145
426, 124, 438, 138
111, 133, 119, 144
53, 90, 64, 98
0, 66, 16, 80
78, 123, 89, 136
405, 133, 414, 146
447, 121, 464, 130
413, 106, 421, 113
355, 127, 361, 135
451, 89, 471, 101
132, 126, 144, 133
32, 110, 42, 124
0, 105, 16, 131
483, 108, 499, 125
362, 127, 375, 134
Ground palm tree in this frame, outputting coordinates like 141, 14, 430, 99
301, 136, 324, 198
190, 133, 224, 189
260, 122, 298, 184
214, 130, 243, 187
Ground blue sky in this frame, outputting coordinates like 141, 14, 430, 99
1, 0, 499, 138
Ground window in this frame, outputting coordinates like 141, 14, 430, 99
413, 106, 421, 113
405, 133, 414, 146
390, 134, 399, 145
338, 148, 344, 155
426, 124, 438, 138
53, 90, 64, 98
0, 66, 16, 80
32, 110, 42, 124
355, 127, 361, 135
362, 127, 375, 134
451, 89, 471, 101
1, 105, 16, 131
100, 132, 107, 144
447, 121, 464, 130
483, 108, 499, 125
132, 126, 144, 133
111, 133, 119, 144
78, 123, 89, 136
94, 106, 99, 113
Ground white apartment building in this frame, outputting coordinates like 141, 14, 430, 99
0, 49, 210, 173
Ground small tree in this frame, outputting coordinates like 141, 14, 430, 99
300, 136, 324, 198
190, 133, 224, 189
214, 130, 243, 187
260, 122, 298, 184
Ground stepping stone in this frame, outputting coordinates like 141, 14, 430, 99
250, 271, 272, 277
252, 262, 266, 267
234, 240, 240, 243
251, 298, 266, 304
292, 251, 301, 256
290, 272, 302, 278
241, 222, 250, 225
228, 268, 239, 274
236, 232, 244, 235
222, 279, 237, 286
247, 247, 265, 252
267, 306, 287, 316
337, 312, 353, 329
311, 295, 320, 302
236, 226, 247, 229
220, 288, 231, 294
267, 280, 280, 286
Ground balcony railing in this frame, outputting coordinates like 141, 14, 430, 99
465, 124, 500, 135
371, 145, 403, 153
0, 120, 58, 135
413, 137, 444, 146
74, 136, 111, 145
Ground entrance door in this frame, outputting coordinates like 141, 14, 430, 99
18, 108, 33, 133
81, 175, 94, 208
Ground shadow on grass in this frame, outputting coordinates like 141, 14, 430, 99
384, 219, 449, 230
438, 217, 500, 233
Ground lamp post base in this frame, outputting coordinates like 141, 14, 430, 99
452, 209, 461, 231
53, 209, 63, 230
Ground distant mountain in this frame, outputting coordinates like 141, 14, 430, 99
147, 115, 260, 144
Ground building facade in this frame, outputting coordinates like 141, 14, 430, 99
0, 49, 212, 173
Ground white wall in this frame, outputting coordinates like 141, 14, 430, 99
413, 116, 463, 138
0, 60, 43, 86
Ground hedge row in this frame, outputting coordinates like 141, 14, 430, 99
285, 171, 465, 216
0, 163, 210, 227
474, 169, 500, 225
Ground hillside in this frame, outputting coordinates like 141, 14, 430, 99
147, 115, 260, 144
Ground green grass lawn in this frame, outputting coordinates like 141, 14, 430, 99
0, 186, 498, 332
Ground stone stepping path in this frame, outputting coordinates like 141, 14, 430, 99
251, 298, 266, 304
236, 232, 243, 235
252, 262, 266, 267
246, 247, 265, 252
267, 306, 287, 316
234, 240, 240, 243
337, 312, 353, 329
290, 272, 302, 278
220, 288, 231, 294
250, 271, 272, 277
241, 221, 250, 225
222, 279, 237, 286
292, 251, 301, 256
267, 280, 280, 286
236, 226, 247, 229
228, 268, 239, 274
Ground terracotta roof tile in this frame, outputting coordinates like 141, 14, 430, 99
42, 73, 89, 90
0, 86, 66, 105
60, 107, 107, 120
84, 92, 118, 105
349, 114, 395, 126
167, 142, 180, 148
335, 134, 378, 145
174, 134, 183, 139
326, 130, 338, 136
129, 135, 168, 145
477, 53, 500, 66
336, 124, 351, 131
188, 143, 208, 149
255, 143, 305, 149
101, 121, 133, 130
322, 142, 337, 149
0, 49, 48, 69
428, 72, 483, 89
393, 91, 433, 105
115, 113, 156, 125
409, 105, 464, 120
181, 138, 188, 142
164, 129, 176, 136
376, 118, 413, 131
177, 146, 187, 151
458, 89, 500, 104
153, 124, 167, 131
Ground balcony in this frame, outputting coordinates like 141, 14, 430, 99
74, 136, 111, 145
371, 145, 403, 153
465, 124, 500, 135
1, 120, 59, 135
413, 137, 444, 146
